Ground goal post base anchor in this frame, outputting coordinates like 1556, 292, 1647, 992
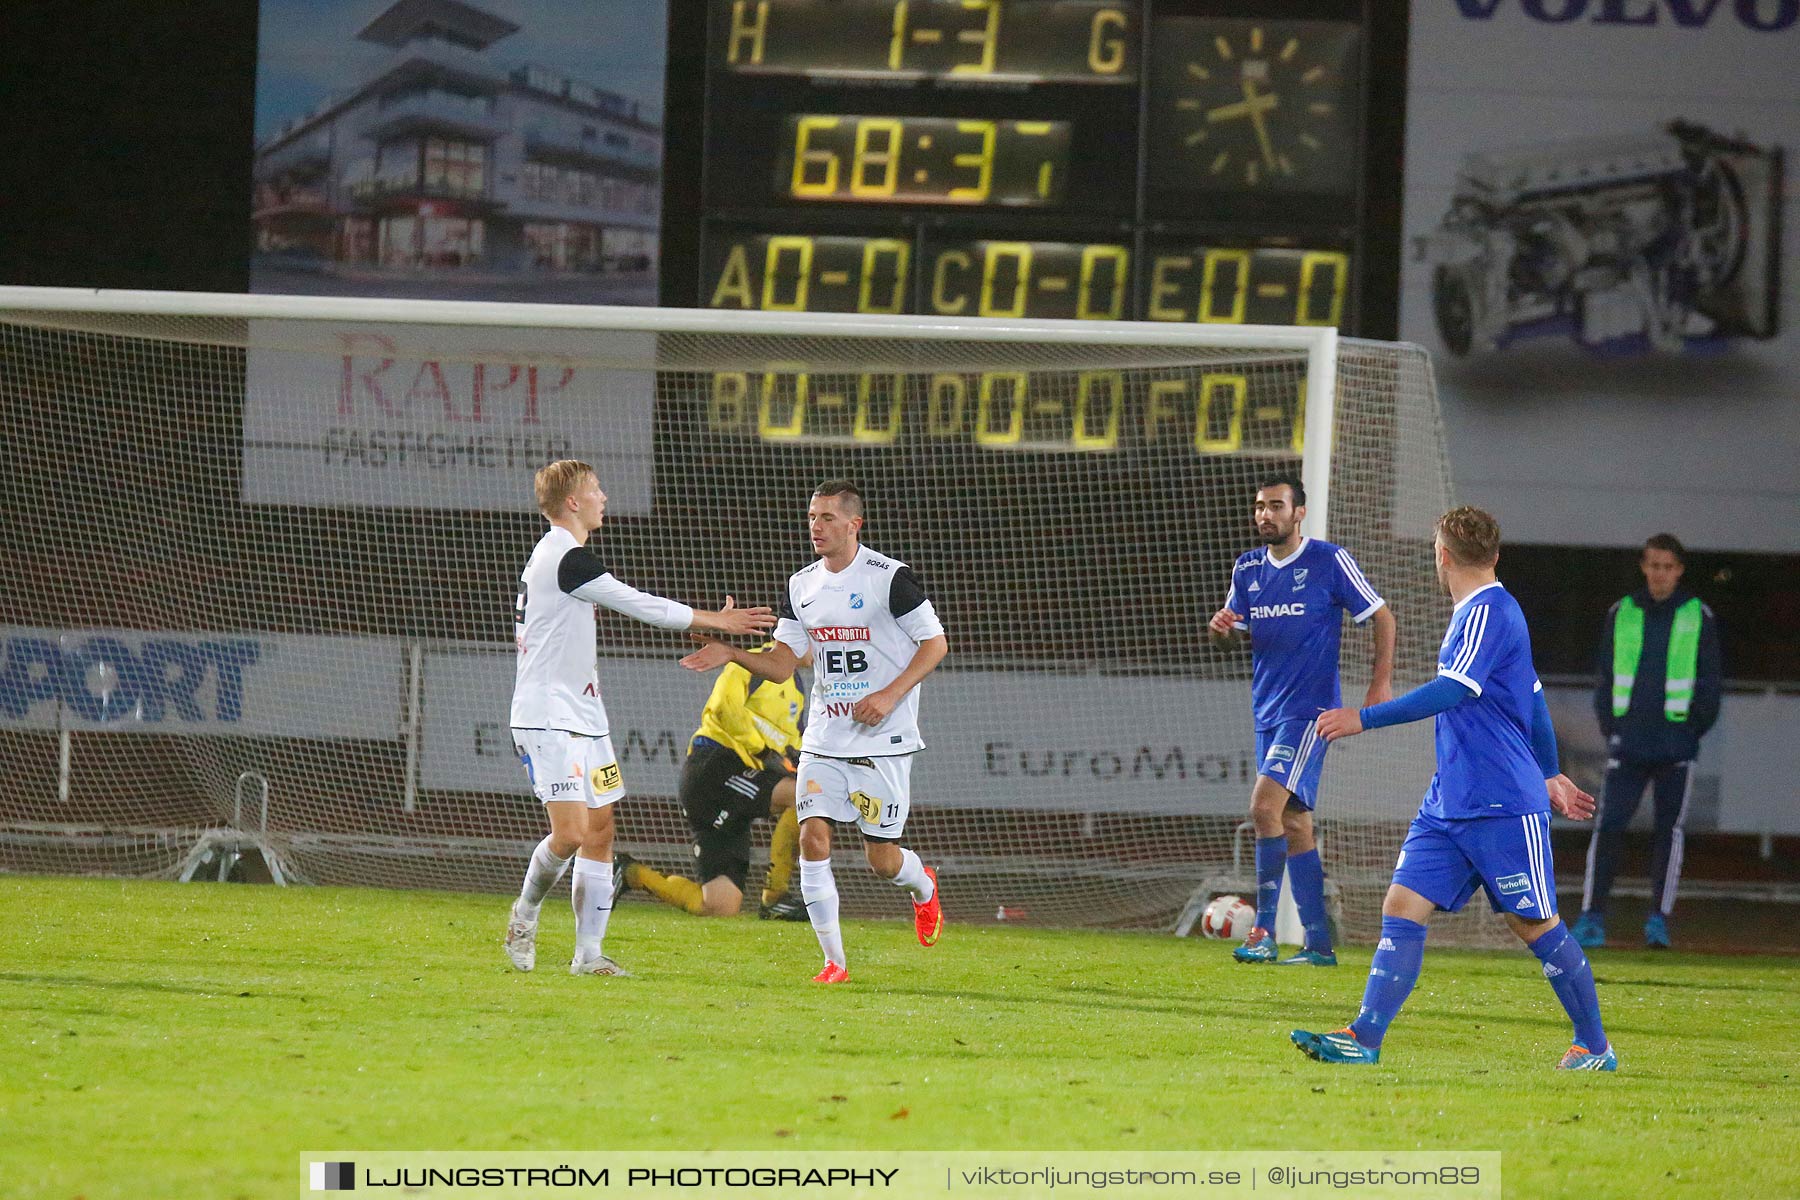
176, 771, 293, 886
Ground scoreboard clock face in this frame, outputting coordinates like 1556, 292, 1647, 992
1147, 18, 1362, 199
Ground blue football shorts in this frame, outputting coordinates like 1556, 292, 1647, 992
1255, 717, 1329, 811
1392, 810, 1558, 918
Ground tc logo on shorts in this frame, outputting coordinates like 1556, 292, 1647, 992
1266, 745, 1295, 762
849, 790, 883, 823
591, 762, 623, 793
1494, 872, 1532, 895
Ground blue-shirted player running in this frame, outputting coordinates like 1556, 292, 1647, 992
1292, 506, 1615, 1070
1208, 474, 1396, 967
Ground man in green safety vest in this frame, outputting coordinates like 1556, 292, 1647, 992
1573, 534, 1722, 950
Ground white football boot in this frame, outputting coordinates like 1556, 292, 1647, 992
502, 902, 538, 972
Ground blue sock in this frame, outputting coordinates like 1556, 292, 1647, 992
1349, 916, 1427, 1048
1287, 848, 1333, 954
1253, 836, 1286, 931
1530, 922, 1608, 1053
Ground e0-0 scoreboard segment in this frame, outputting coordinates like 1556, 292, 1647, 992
667, 0, 1395, 331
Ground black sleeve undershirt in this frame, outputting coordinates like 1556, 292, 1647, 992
556, 546, 610, 595
890, 566, 928, 617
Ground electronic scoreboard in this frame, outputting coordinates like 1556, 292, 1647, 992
666, 0, 1396, 331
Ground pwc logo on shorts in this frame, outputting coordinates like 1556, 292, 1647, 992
551, 763, 583, 798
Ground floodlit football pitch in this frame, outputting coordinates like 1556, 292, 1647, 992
3, 877, 1794, 1199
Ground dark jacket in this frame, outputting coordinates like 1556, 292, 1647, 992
1593, 586, 1722, 763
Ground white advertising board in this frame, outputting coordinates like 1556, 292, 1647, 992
242, 321, 655, 512
421, 650, 1424, 817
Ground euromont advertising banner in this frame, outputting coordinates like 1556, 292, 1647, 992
1403, 0, 1798, 552
420, 648, 1414, 817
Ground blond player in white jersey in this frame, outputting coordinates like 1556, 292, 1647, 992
504, 460, 773, 977
682, 480, 948, 983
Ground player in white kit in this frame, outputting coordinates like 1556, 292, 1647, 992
504, 460, 774, 976
682, 481, 948, 983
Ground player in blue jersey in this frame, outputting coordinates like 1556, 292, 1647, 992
1292, 506, 1615, 1070
1207, 474, 1396, 966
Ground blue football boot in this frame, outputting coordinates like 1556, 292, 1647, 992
1232, 926, 1278, 963
1291, 1028, 1380, 1064
1556, 1042, 1619, 1071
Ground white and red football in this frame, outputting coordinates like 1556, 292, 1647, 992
1200, 895, 1256, 940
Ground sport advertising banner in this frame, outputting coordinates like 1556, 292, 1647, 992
1403, 1, 1797, 551
0, 627, 400, 738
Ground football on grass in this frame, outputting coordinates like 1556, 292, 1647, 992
1201, 895, 1256, 939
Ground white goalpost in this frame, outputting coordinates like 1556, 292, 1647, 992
0, 285, 1506, 943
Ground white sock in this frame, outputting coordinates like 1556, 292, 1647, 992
516, 836, 572, 918
892, 847, 933, 902
571, 856, 613, 959
799, 857, 846, 967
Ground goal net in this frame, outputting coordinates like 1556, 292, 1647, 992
0, 287, 1502, 944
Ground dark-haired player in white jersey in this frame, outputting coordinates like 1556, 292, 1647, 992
504, 460, 773, 977
681, 480, 948, 983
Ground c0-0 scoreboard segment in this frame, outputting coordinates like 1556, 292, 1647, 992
677, 0, 1384, 329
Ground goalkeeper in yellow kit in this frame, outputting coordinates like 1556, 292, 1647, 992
617, 643, 807, 918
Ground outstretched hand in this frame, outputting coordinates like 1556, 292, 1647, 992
712, 594, 775, 637
679, 635, 734, 672
1547, 773, 1596, 821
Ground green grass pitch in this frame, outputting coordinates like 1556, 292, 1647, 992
2, 876, 1794, 1199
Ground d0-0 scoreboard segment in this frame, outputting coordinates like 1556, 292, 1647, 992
665, 0, 1401, 331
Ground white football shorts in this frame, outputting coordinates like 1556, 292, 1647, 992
794, 751, 914, 839
511, 729, 625, 808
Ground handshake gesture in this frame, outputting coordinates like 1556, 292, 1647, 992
691, 594, 775, 638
